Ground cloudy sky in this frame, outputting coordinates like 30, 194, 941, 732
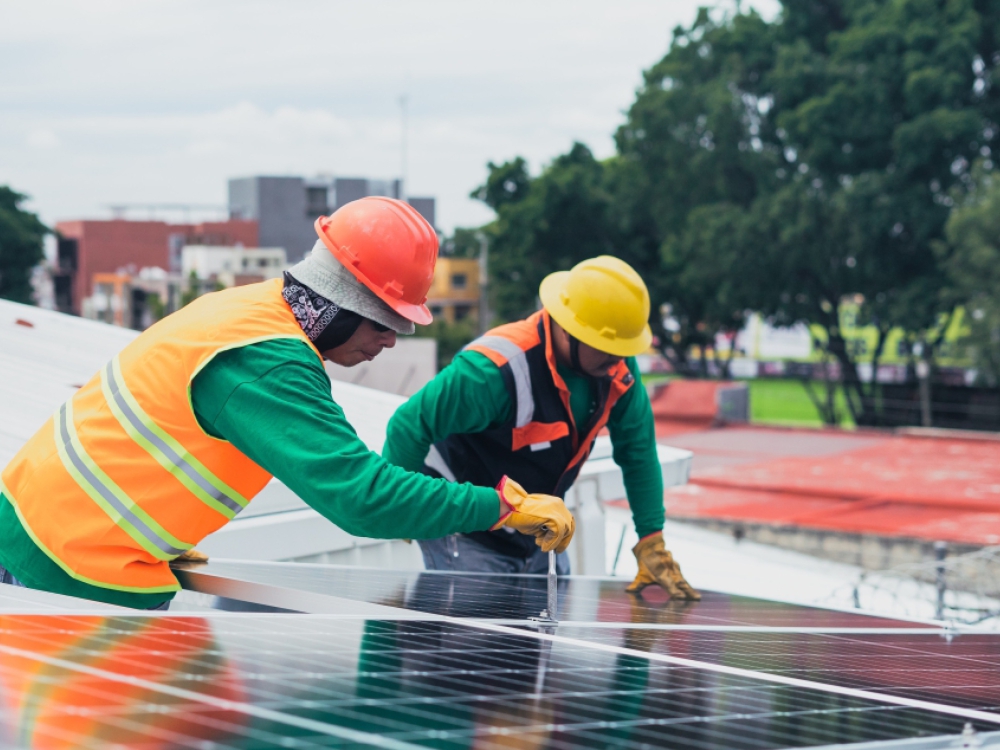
1, 1, 777, 232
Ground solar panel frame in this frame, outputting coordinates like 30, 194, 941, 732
173, 560, 937, 630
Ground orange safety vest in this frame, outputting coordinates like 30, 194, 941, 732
0, 279, 320, 594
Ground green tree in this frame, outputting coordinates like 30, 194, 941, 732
472, 143, 616, 323
0, 187, 47, 304
939, 164, 1000, 385
473, 0, 999, 421
614, 0, 999, 422
439, 227, 483, 259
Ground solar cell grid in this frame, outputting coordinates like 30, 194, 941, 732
552, 628, 1000, 714
176, 561, 926, 629
0, 614, 976, 749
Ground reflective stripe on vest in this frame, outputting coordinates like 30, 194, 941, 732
467, 335, 535, 428
54, 400, 191, 560
102, 357, 247, 518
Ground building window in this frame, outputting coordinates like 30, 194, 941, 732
454, 304, 472, 321
451, 273, 467, 290
306, 187, 329, 216
429, 305, 444, 317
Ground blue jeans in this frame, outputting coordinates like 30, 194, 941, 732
0, 563, 170, 610
0, 563, 24, 588
419, 534, 570, 575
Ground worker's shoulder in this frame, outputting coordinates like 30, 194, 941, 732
446, 347, 509, 378
200, 337, 325, 384
419, 349, 508, 399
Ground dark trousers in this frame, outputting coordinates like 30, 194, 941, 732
419, 533, 570, 575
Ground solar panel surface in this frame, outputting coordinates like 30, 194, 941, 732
175, 561, 928, 629
0, 613, 979, 750
553, 628, 1000, 713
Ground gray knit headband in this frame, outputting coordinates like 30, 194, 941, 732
287, 241, 415, 335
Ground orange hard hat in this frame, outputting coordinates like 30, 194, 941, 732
314, 197, 438, 325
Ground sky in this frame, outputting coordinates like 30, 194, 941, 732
1, 1, 778, 233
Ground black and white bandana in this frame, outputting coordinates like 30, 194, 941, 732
282, 272, 363, 352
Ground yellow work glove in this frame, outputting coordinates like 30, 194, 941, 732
175, 548, 209, 563
625, 532, 700, 600
491, 476, 575, 554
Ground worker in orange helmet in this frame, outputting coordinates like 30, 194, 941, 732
0, 197, 574, 610
384, 256, 699, 599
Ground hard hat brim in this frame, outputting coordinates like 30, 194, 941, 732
539, 272, 653, 358
355, 271, 434, 325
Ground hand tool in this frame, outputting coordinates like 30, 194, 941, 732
530, 549, 558, 625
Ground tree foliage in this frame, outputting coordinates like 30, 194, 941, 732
477, 0, 1000, 424
0, 187, 47, 305
472, 144, 616, 323
940, 164, 1000, 385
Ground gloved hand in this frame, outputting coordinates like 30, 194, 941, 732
491, 476, 575, 554
175, 548, 209, 563
625, 532, 700, 600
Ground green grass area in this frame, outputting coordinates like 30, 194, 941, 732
748, 378, 856, 428
641, 373, 856, 428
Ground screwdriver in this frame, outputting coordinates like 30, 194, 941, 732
530, 549, 558, 625
546, 549, 557, 620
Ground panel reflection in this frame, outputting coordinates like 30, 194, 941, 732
0, 614, 968, 749
557, 627, 1000, 713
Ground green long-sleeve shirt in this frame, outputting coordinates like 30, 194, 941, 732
383, 349, 665, 540
0, 339, 499, 608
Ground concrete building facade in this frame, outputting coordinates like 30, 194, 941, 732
182, 245, 287, 287
53, 219, 258, 316
426, 257, 480, 324
228, 175, 436, 264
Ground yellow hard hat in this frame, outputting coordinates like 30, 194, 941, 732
539, 255, 652, 357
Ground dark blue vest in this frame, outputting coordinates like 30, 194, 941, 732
422, 310, 634, 557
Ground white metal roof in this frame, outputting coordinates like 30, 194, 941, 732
0, 299, 138, 467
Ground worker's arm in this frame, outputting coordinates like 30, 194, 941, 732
191, 339, 501, 540
608, 359, 699, 600
606, 357, 665, 539
382, 349, 513, 471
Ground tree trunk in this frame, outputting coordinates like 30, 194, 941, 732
825, 330, 880, 426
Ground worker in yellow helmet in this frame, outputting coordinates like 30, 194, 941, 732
384, 256, 699, 599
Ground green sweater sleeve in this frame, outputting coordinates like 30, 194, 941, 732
607, 358, 664, 539
191, 339, 499, 540
382, 349, 513, 472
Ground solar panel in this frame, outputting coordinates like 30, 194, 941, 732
174, 560, 930, 629
0, 613, 980, 750
0, 559, 995, 748
0, 584, 123, 614
553, 628, 1000, 713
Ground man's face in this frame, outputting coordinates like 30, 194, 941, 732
574, 340, 623, 378
551, 320, 622, 378
323, 319, 397, 366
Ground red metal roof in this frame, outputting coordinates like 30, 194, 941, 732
648, 425, 1000, 546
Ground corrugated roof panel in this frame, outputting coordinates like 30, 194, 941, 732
0, 300, 138, 465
